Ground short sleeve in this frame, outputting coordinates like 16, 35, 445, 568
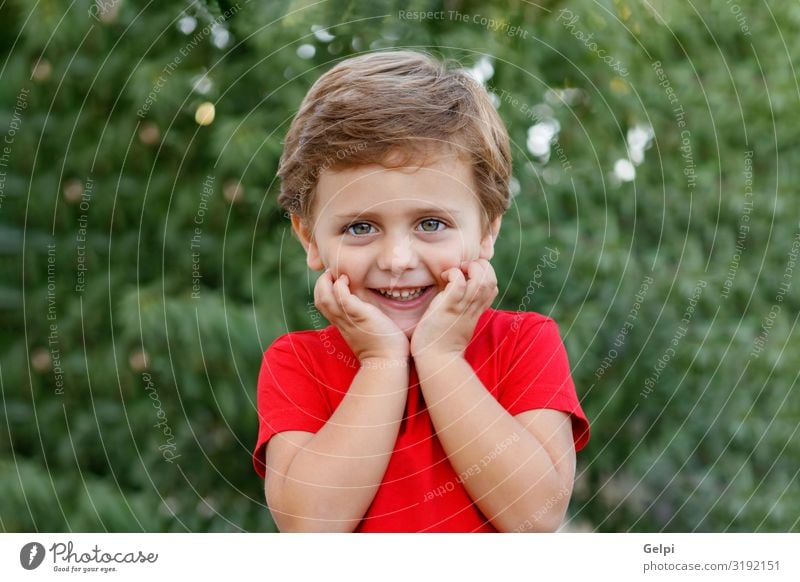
252, 334, 332, 478
498, 315, 590, 451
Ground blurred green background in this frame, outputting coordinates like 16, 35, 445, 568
1, 0, 798, 532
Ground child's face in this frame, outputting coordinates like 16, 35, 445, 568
292, 153, 501, 337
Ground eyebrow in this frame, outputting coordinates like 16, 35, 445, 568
334, 207, 462, 220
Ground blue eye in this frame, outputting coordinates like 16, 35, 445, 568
418, 219, 446, 232
345, 222, 374, 236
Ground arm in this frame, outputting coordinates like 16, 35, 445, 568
410, 259, 579, 532
264, 358, 408, 532
414, 354, 576, 532
263, 268, 411, 532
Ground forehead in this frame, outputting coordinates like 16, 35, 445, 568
314, 154, 480, 218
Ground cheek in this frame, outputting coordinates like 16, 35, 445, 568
427, 250, 468, 288
328, 249, 369, 284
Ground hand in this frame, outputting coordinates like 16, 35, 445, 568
410, 259, 498, 361
314, 270, 410, 363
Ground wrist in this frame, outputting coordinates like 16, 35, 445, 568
412, 350, 465, 368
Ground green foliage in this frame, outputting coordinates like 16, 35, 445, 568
1, 0, 797, 532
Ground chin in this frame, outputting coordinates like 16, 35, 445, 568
401, 324, 416, 340
394, 318, 418, 339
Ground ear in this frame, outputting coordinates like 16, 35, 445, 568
290, 214, 325, 271
478, 216, 502, 261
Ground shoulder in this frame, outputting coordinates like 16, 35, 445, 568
467, 308, 564, 364
266, 328, 323, 350
477, 307, 558, 337
263, 325, 343, 359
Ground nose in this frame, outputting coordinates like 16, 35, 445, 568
376, 233, 419, 276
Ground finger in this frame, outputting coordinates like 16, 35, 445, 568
332, 274, 368, 320
479, 261, 498, 305
441, 267, 468, 306
463, 261, 485, 306
312, 269, 329, 307
470, 259, 497, 286
477, 277, 499, 309
313, 270, 332, 318
468, 259, 494, 283
332, 274, 351, 312
315, 270, 341, 320
466, 260, 497, 310
336, 278, 386, 330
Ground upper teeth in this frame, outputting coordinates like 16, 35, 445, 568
378, 287, 425, 299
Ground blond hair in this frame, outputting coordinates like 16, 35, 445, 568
277, 50, 511, 233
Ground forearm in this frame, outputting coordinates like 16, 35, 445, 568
415, 354, 570, 532
273, 359, 408, 532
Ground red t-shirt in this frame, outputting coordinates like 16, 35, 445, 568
252, 308, 590, 532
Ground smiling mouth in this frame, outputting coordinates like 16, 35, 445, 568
369, 286, 434, 302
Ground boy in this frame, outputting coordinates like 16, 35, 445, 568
253, 50, 590, 532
